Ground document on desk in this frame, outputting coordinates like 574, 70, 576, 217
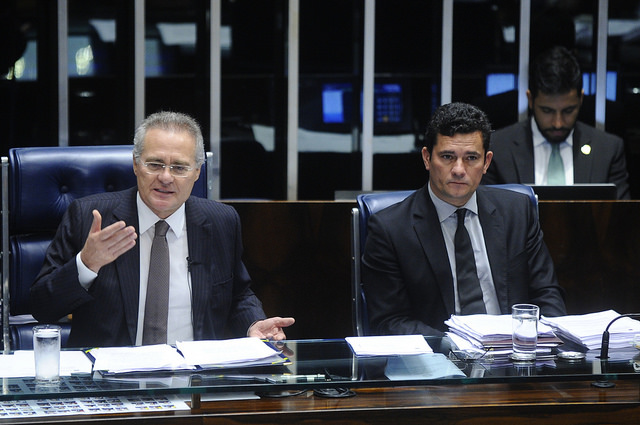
345, 335, 433, 357
0, 351, 93, 378
176, 337, 287, 368
445, 314, 559, 349
384, 353, 465, 380
89, 344, 195, 374
541, 309, 640, 350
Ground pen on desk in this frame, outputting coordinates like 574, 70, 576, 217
278, 374, 327, 383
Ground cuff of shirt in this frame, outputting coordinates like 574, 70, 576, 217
76, 252, 98, 290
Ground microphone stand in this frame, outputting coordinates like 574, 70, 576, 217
592, 313, 640, 388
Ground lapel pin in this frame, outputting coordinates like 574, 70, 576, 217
580, 144, 591, 155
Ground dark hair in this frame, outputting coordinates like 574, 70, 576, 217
530, 46, 582, 99
424, 102, 492, 154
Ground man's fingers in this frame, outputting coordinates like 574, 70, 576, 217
109, 236, 137, 259
90, 210, 102, 234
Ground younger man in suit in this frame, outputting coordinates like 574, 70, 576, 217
362, 102, 566, 336
482, 46, 630, 199
31, 111, 294, 347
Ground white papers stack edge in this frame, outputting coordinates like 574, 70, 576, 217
176, 337, 284, 368
345, 335, 433, 356
541, 309, 640, 350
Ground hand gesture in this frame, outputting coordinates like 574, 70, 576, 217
248, 317, 295, 341
80, 209, 137, 273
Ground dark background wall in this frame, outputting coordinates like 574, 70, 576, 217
229, 200, 640, 339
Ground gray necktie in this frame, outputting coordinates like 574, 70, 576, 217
547, 143, 565, 185
455, 209, 486, 315
142, 220, 170, 345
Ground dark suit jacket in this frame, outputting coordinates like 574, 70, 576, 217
482, 120, 630, 199
30, 187, 266, 348
361, 185, 566, 337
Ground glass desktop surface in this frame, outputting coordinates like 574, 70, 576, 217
1, 337, 639, 401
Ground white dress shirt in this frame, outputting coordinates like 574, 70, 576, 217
531, 117, 574, 185
428, 184, 500, 315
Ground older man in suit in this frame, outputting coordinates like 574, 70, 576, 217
482, 46, 630, 199
362, 102, 566, 337
31, 111, 294, 347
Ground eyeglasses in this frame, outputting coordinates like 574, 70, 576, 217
141, 161, 194, 177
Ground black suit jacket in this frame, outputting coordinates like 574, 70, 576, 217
482, 120, 630, 199
361, 185, 566, 336
30, 187, 266, 348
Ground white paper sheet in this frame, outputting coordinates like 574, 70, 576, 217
345, 335, 433, 356
176, 337, 283, 368
89, 344, 194, 374
0, 351, 93, 378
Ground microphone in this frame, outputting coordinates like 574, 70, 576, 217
186, 257, 193, 272
598, 313, 640, 360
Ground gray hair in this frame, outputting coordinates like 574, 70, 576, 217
132, 111, 205, 167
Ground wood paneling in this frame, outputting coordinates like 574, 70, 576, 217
227, 200, 640, 339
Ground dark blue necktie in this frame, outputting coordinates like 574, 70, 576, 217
455, 209, 486, 314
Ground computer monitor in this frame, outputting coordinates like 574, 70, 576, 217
319, 80, 412, 134
528, 184, 617, 200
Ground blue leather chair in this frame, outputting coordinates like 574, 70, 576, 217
1, 146, 211, 350
350, 184, 538, 336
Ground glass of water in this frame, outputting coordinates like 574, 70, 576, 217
33, 324, 61, 383
511, 304, 539, 362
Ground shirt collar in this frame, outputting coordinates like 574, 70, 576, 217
530, 116, 574, 148
428, 183, 478, 223
136, 192, 186, 238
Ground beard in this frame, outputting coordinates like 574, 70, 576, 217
540, 127, 572, 144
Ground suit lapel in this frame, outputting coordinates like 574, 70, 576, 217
512, 121, 536, 183
476, 188, 509, 313
185, 199, 213, 340
412, 188, 456, 314
572, 123, 592, 183
113, 188, 141, 345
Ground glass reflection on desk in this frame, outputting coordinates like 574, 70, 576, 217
1, 337, 639, 401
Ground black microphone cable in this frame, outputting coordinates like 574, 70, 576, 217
598, 313, 640, 360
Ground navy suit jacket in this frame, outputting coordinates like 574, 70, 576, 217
30, 187, 266, 348
482, 120, 630, 199
361, 185, 566, 337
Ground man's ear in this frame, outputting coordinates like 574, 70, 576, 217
483, 151, 493, 174
421, 147, 431, 171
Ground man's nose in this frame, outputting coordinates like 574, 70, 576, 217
452, 158, 465, 175
158, 166, 174, 182
552, 112, 565, 128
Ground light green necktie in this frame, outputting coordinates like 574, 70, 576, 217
547, 143, 565, 185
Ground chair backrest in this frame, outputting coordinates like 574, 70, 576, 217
1, 145, 211, 350
350, 184, 537, 336
351, 191, 414, 336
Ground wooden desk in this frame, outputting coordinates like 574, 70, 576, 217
1, 337, 638, 424
191, 380, 640, 424
10, 380, 639, 424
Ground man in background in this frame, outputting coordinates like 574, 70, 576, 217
482, 46, 630, 199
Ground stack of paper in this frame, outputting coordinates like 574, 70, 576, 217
90, 337, 287, 375
445, 314, 561, 359
541, 310, 640, 350
89, 344, 195, 375
176, 337, 287, 368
